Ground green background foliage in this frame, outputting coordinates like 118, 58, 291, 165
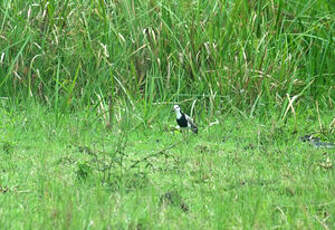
1, 0, 334, 112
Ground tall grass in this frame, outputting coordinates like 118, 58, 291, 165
0, 0, 334, 113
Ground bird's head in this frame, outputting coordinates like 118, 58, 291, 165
173, 104, 181, 113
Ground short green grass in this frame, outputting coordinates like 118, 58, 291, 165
0, 102, 334, 229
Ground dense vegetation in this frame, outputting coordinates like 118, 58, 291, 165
1, 0, 335, 229
1, 0, 334, 113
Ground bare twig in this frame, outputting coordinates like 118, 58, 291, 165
129, 136, 190, 169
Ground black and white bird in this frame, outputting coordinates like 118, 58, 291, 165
173, 105, 198, 134
300, 135, 335, 149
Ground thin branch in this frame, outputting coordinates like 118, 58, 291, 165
129, 136, 190, 169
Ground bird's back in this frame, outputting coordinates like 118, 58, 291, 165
176, 113, 188, 128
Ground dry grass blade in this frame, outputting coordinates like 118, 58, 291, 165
282, 94, 298, 131
316, 100, 322, 131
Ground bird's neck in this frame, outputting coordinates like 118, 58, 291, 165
175, 110, 183, 119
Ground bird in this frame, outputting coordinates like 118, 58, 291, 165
300, 135, 335, 149
173, 105, 198, 134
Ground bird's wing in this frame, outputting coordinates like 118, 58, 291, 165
185, 114, 198, 133
184, 114, 195, 127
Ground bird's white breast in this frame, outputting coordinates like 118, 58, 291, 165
175, 111, 182, 119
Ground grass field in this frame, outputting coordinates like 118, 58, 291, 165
0, 102, 334, 229
1, 0, 335, 229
